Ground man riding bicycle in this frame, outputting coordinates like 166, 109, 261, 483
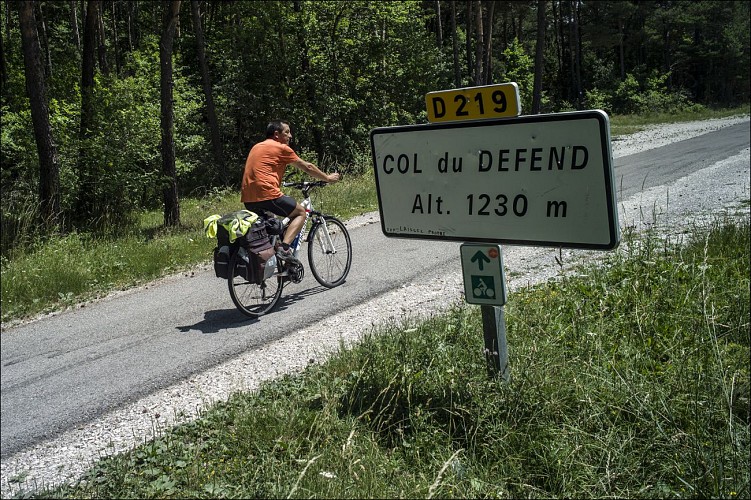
241, 120, 340, 263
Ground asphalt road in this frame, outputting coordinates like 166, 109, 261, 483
1, 120, 749, 459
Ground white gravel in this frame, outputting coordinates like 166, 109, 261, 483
2, 115, 749, 497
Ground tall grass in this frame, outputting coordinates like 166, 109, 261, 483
24, 217, 748, 499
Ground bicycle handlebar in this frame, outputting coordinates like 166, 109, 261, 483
281, 180, 329, 189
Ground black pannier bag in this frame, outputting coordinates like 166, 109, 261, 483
207, 210, 257, 280
213, 245, 232, 279
213, 222, 239, 279
245, 219, 275, 284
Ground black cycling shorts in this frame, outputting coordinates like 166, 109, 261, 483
244, 195, 297, 218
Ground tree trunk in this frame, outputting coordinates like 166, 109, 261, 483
451, 0, 460, 87
552, 0, 564, 91
76, 0, 99, 225
127, 0, 135, 51
618, 18, 626, 80
474, 0, 482, 85
161, 0, 181, 227
80, 0, 97, 128
465, 0, 472, 84
482, 0, 494, 84
293, 1, 324, 164
572, 0, 582, 108
566, 0, 577, 105
111, 1, 120, 74
96, 0, 108, 74
0, 17, 7, 90
435, 0, 442, 47
35, 2, 51, 77
69, 0, 80, 51
19, 0, 61, 230
191, 0, 225, 184
532, 0, 545, 113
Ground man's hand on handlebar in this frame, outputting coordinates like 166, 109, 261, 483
326, 172, 341, 184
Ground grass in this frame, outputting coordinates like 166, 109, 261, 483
608, 106, 749, 136
15, 216, 748, 498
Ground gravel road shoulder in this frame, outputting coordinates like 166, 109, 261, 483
2, 115, 749, 497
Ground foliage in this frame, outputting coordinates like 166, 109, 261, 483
0, 0, 748, 253
500, 39, 535, 114
608, 71, 701, 115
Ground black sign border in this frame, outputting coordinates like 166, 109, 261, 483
369, 110, 620, 250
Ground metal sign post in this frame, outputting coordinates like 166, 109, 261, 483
481, 304, 509, 380
460, 243, 510, 380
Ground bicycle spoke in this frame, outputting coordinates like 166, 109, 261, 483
307, 216, 352, 288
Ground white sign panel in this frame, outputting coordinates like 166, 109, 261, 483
370, 110, 620, 250
460, 243, 507, 306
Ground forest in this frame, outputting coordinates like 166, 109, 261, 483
1, 0, 749, 256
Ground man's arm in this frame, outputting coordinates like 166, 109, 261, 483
290, 159, 340, 183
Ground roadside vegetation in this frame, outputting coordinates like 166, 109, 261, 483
0, 107, 747, 325
15, 212, 748, 499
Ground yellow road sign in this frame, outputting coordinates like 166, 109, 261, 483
425, 83, 521, 123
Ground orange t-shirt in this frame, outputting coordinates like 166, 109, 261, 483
241, 139, 301, 202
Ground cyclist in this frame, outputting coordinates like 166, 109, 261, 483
241, 120, 340, 264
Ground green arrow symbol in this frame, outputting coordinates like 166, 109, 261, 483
471, 251, 491, 271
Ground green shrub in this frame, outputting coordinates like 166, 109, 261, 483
611, 71, 704, 115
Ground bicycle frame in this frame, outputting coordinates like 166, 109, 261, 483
284, 197, 312, 258
281, 188, 337, 259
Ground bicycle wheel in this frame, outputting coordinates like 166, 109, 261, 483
228, 248, 283, 317
307, 216, 352, 288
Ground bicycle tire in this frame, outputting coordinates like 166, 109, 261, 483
228, 248, 283, 317
307, 216, 352, 288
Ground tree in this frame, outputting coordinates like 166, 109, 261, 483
160, 0, 181, 227
293, 0, 324, 164
0, 14, 7, 91
68, 0, 80, 51
481, 0, 495, 84
76, 0, 99, 226
434, 0, 442, 47
18, 0, 60, 231
473, 0, 482, 85
191, 0, 224, 184
532, 0, 545, 113
450, 0, 460, 87
465, 0, 472, 83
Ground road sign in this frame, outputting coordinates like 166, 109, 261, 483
426, 83, 521, 122
370, 110, 620, 250
461, 243, 507, 306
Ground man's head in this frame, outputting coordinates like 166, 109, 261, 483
266, 120, 292, 145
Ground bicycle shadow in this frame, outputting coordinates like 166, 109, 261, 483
176, 285, 336, 334
272, 284, 332, 312
176, 308, 258, 334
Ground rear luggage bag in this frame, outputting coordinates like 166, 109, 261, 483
204, 210, 260, 280
245, 219, 276, 284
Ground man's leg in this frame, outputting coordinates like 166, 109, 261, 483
283, 203, 306, 246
